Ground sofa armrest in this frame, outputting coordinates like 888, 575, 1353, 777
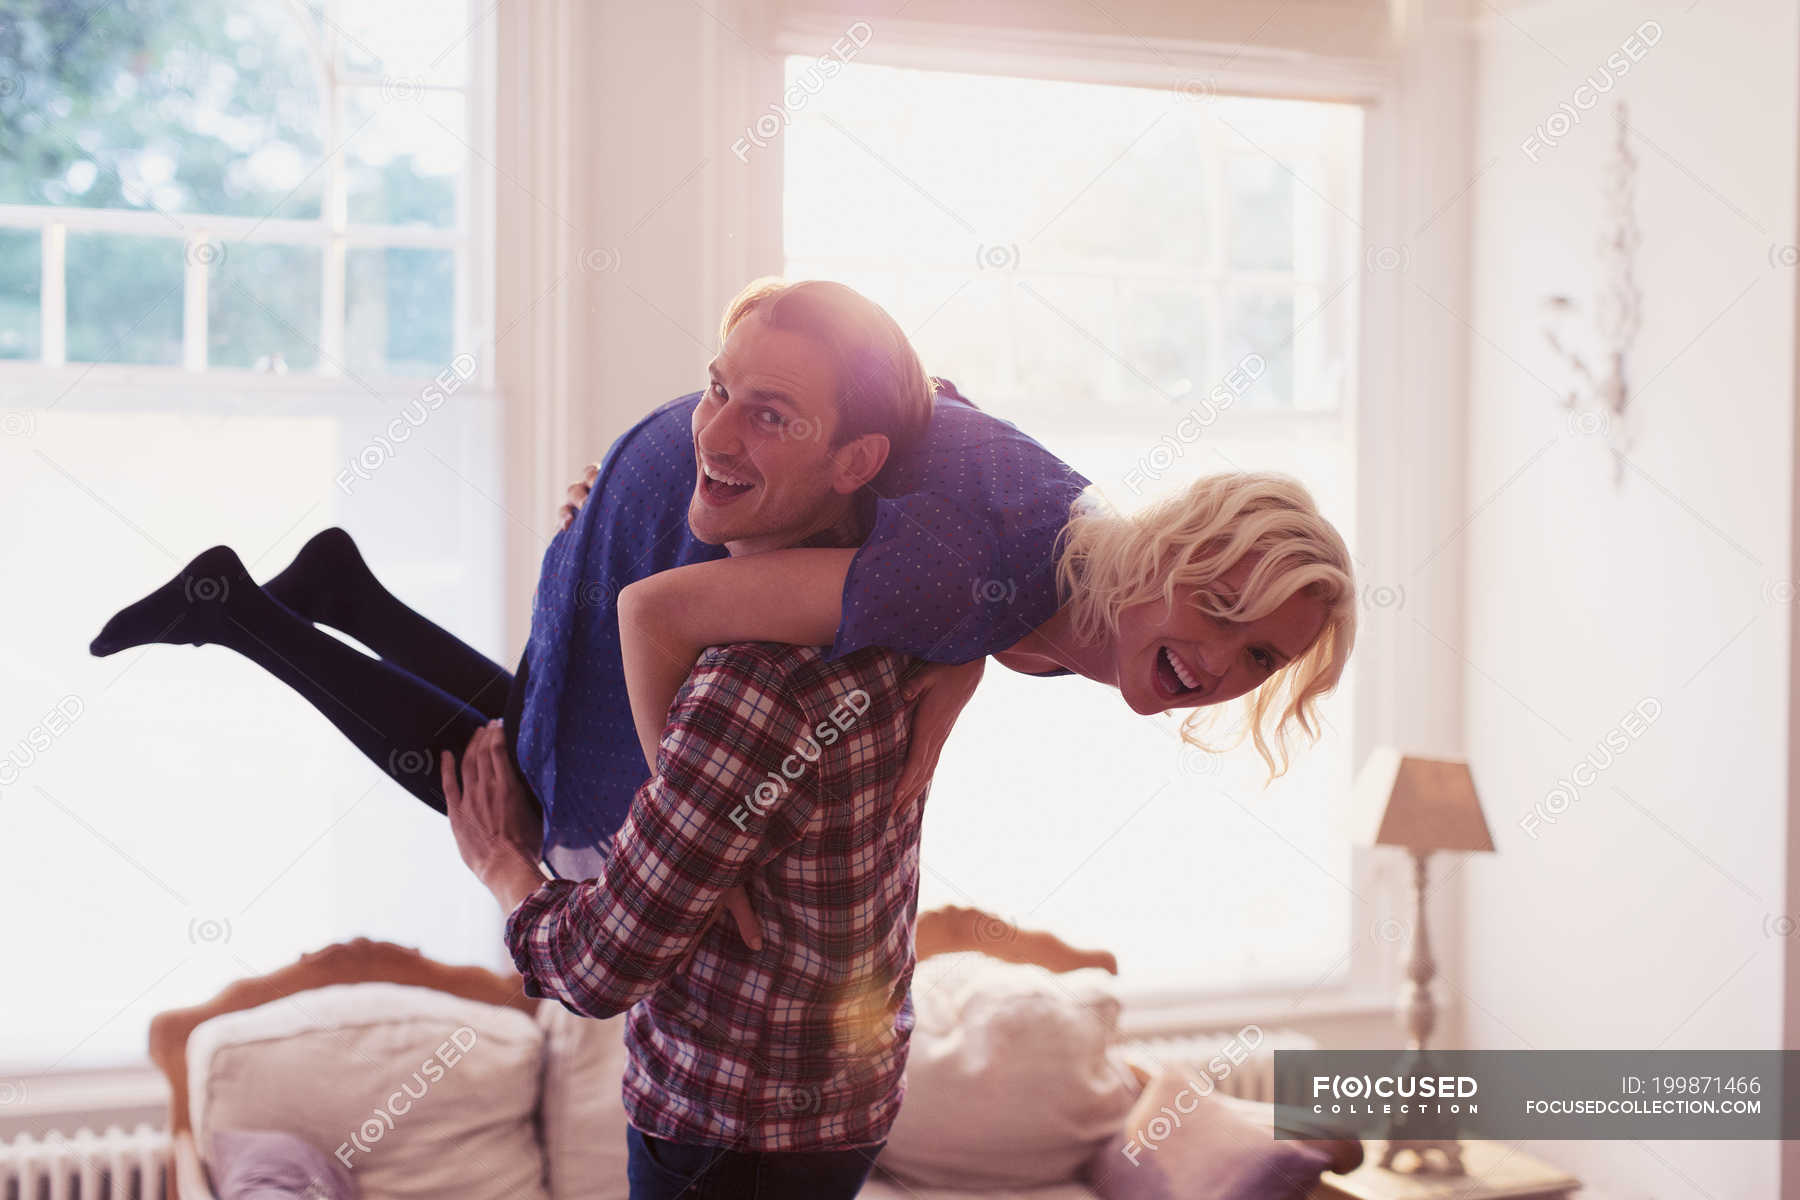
150, 938, 530, 1197
149, 937, 529, 1139
169, 1129, 217, 1200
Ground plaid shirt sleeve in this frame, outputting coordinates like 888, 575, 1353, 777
503, 645, 820, 1019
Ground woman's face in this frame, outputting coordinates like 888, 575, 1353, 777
1111, 555, 1331, 716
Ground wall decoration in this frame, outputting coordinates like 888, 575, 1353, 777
1541, 101, 1642, 485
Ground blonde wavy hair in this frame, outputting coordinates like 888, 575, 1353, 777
1055, 471, 1357, 783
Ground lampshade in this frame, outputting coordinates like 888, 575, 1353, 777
1350, 747, 1494, 853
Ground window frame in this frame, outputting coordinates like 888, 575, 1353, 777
0, 5, 1442, 1127
0, 0, 502, 1130
0, 0, 497, 391
768, 14, 1415, 1032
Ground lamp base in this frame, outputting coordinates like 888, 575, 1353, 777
1378, 1139, 1467, 1175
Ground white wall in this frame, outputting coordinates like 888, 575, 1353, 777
495, 0, 784, 643
1458, 2, 1797, 1194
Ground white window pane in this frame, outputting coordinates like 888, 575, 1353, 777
0, 389, 504, 1071
1117, 282, 1215, 406
1011, 274, 1117, 419
0, 0, 490, 1074
344, 86, 465, 229
1227, 153, 1297, 271
1291, 283, 1354, 413
0, 230, 41, 360
1033, 108, 1215, 271
3, 1, 478, 381
1226, 289, 1296, 410
922, 663, 1354, 989
784, 59, 1362, 995
0, 2, 325, 219
65, 233, 184, 365
345, 246, 454, 374
209, 243, 324, 370
895, 273, 1013, 405
335, 0, 474, 88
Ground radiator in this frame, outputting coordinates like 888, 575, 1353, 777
1117, 1027, 1317, 1103
1, 1125, 167, 1200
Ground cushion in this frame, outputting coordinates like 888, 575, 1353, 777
876, 953, 1140, 1189
1085, 1069, 1358, 1200
208, 1129, 357, 1199
189, 982, 549, 1200
534, 1001, 630, 1200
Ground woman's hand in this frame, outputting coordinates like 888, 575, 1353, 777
442, 721, 546, 913
557, 463, 599, 532
894, 658, 985, 809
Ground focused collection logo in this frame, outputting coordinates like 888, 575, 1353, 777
1310, 1072, 1480, 1116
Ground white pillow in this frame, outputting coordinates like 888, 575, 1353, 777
877, 954, 1140, 1189
534, 1001, 630, 1200
189, 982, 550, 1200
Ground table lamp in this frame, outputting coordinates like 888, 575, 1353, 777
1349, 747, 1495, 1175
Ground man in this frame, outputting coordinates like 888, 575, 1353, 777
516, 306, 1087, 884
443, 279, 936, 1199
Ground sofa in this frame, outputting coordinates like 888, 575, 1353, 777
148, 938, 1358, 1199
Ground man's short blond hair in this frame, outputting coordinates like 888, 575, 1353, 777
720, 278, 935, 457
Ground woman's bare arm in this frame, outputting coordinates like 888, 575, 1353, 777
616, 549, 859, 767
565, 462, 994, 797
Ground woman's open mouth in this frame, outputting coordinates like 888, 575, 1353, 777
1152, 644, 1211, 703
698, 460, 757, 506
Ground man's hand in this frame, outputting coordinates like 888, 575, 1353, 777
557, 463, 599, 532
714, 886, 762, 951
893, 658, 985, 809
443, 721, 546, 913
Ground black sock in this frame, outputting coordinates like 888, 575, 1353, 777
263, 527, 513, 716
91, 543, 487, 814
262, 526, 365, 632
89, 545, 247, 657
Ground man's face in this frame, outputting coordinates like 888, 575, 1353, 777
688, 312, 861, 555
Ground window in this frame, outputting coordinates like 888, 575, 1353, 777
0, 0, 499, 1074
784, 61, 1362, 994
0, 0, 478, 375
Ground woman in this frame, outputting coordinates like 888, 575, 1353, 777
90, 277, 1355, 876
610, 468, 1356, 799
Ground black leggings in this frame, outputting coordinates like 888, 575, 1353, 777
94, 530, 532, 815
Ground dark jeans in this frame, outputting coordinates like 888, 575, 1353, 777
626, 1126, 884, 1200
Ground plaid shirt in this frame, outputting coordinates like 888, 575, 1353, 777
504, 641, 923, 1151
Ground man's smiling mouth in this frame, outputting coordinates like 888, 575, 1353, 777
698, 457, 757, 505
